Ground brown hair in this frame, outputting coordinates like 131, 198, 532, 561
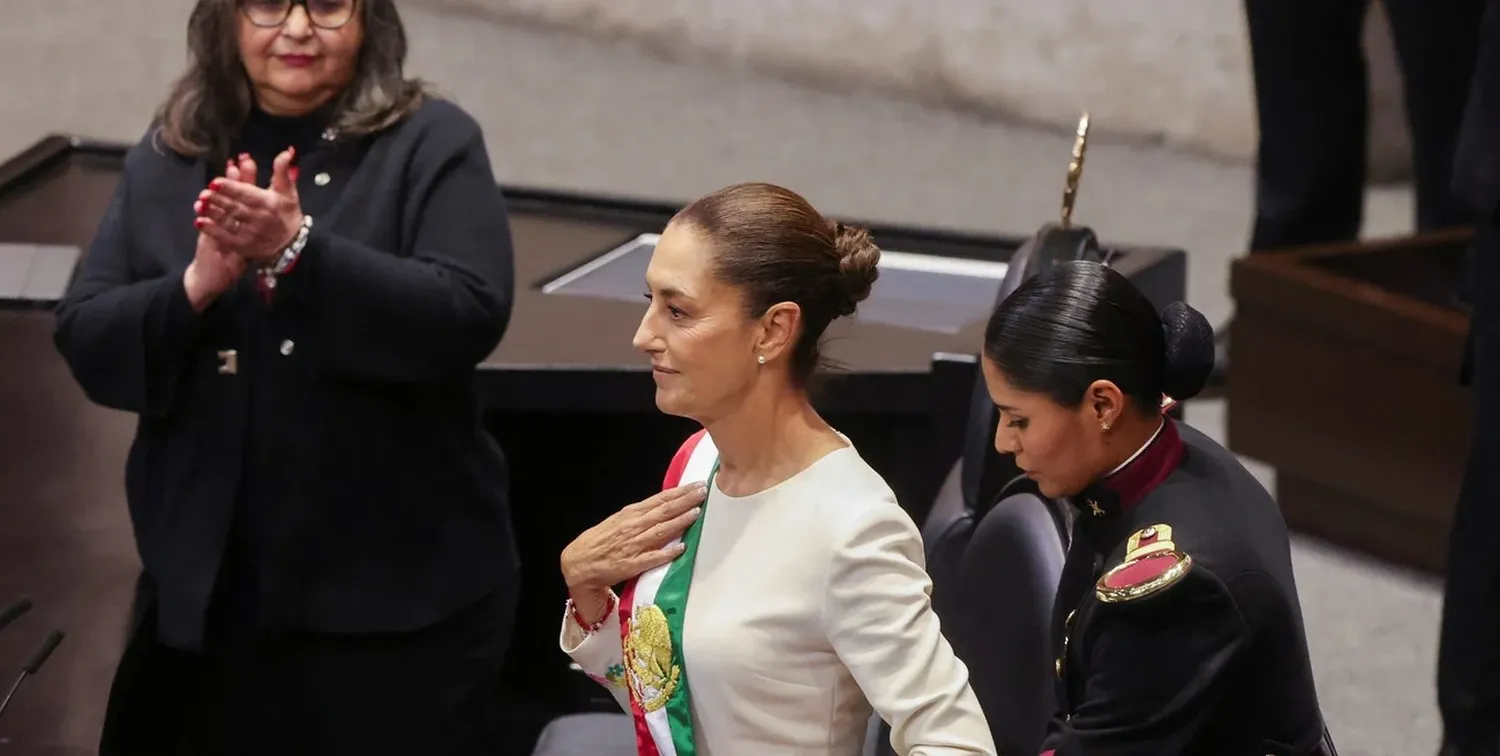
154, 0, 428, 162
674, 182, 882, 386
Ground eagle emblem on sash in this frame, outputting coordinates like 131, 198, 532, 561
623, 604, 680, 712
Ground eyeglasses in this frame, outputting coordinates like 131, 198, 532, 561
242, 0, 357, 30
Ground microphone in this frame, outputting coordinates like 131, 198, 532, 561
0, 597, 32, 635
0, 629, 64, 723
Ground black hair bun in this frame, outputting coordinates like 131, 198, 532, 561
1160, 301, 1215, 401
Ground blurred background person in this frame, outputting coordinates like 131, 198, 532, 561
1215, 0, 1485, 384
50, 0, 519, 753
1439, 2, 1500, 753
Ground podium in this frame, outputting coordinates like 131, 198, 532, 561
0, 134, 1186, 750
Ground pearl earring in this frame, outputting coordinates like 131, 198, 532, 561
757, 354, 766, 365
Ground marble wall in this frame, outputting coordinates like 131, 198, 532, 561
420, 0, 1413, 179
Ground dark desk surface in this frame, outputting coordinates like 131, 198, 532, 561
0, 137, 988, 368
0, 135, 1181, 413
498, 211, 988, 371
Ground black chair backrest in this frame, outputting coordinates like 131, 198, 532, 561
919, 461, 1069, 755
960, 489, 1068, 755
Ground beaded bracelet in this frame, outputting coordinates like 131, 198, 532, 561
566, 590, 618, 635
258, 214, 314, 292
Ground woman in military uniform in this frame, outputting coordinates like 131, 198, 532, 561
979, 260, 1336, 756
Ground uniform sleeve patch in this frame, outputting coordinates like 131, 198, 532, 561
1102, 552, 1180, 589
1095, 524, 1194, 603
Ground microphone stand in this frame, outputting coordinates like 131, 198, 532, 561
0, 597, 32, 635
0, 629, 64, 722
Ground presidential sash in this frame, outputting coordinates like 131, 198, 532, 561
618, 430, 718, 756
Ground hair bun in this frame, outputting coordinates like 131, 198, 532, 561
831, 220, 881, 317
1159, 301, 1215, 401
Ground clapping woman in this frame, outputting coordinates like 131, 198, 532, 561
54, 1, 519, 753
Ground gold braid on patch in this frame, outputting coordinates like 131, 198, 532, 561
1095, 523, 1193, 603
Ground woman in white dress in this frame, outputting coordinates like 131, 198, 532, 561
558, 182, 996, 756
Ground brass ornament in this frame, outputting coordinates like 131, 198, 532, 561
1060, 111, 1091, 230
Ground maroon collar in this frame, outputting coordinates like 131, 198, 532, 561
1072, 419, 1185, 517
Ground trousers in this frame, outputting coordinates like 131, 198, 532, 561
1244, 0, 1483, 251
98, 576, 517, 756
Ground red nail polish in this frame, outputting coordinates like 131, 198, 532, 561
194, 218, 206, 229
289, 167, 300, 182
210, 179, 221, 190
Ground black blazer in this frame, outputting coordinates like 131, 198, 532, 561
1043, 420, 1328, 756
53, 99, 519, 650
1454, 0, 1500, 220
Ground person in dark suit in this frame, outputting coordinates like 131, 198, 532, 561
1244, 0, 1483, 250
1214, 0, 1486, 386
1439, 3, 1500, 754
52, 1, 518, 753
979, 261, 1336, 755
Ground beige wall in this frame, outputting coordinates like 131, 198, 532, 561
424, 0, 1412, 179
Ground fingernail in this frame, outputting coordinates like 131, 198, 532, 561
194, 218, 206, 229
688, 506, 702, 518
289, 167, 300, 182
209, 179, 221, 190
193, 201, 202, 214
239, 153, 249, 161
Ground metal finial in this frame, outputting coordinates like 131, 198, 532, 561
1060, 111, 1091, 229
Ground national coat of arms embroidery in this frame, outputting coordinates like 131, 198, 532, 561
622, 604, 679, 711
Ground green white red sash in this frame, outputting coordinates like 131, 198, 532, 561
618, 429, 718, 756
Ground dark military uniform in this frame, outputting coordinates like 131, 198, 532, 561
1039, 419, 1335, 756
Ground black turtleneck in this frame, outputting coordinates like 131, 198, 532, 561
233, 105, 333, 186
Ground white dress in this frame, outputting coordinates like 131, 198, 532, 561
561, 437, 996, 756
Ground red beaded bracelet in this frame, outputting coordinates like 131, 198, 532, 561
567, 591, 617, 634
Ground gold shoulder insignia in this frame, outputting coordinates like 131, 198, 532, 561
1095, 523, 1193, 603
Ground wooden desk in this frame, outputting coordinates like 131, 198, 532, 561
1228, 230, 1473, 573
